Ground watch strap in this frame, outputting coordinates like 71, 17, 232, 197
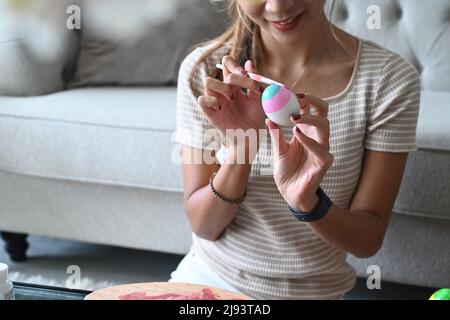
288, 187, 332, 222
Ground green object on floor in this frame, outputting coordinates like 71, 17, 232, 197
429, 288, 450, 300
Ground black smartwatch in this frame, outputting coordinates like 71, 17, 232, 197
288, 187, 332, 222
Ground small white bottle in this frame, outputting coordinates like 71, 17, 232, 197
0, 263, 14, 300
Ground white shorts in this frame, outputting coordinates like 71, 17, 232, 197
168, 245, 242, 294
168, 245, 346, 300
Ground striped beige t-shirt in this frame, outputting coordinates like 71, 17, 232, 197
173, 38, 421, 299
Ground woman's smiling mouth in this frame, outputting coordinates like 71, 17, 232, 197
267, 12, 304, 32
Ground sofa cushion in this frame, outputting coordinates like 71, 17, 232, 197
0, 88, 184, 193
416, 91, 450, 151
393, 149, 450, 221
69, 0, 228, 88
329, 0, 450, 92
0, 0, 80, 96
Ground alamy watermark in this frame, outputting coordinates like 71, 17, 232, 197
366, 5, 382, 30
65, 265, 81, 289
366, 265, 382, 290
66, 5, 81, 30
171, 127, 275, 174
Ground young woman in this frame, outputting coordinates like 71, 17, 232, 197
170, 0, 420, 299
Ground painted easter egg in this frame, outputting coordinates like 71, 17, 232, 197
429, 288, 450, 300
261, 84, 300, 127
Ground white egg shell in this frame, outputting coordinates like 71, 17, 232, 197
262, 87, 300, 127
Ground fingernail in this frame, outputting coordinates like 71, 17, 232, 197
240, 70, 248, 76
292, 114, 301, 121
297, 93, 306, 99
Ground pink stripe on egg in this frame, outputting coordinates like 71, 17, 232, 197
262, 87, 292, 113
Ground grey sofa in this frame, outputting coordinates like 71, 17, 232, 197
1, 0, 449, 289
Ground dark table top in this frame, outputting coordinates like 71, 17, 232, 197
13, 282, 92, 300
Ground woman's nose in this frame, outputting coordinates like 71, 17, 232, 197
266, 0, 295, 13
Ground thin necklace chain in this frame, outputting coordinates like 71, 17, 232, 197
289, 54, 315, 91
289, 32, 330, 92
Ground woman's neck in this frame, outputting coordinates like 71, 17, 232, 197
260, 14, 338, 76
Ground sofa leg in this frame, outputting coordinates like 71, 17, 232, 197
1, 232, 29, 262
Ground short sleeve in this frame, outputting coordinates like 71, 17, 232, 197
364, 53, 421, 153
172, 47, 222, 151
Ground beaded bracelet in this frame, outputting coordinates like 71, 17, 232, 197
209, 171, 247, 206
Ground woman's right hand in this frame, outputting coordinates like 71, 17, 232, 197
197, 56, 267, 150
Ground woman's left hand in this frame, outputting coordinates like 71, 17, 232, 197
265, 94, 334, 212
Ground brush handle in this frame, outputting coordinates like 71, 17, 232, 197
215, 64, 286, 88
247, 73, 286, 87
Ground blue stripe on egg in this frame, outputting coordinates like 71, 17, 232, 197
262, 84, 281, 101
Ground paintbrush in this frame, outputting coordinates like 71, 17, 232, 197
215, 64, 286, 88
